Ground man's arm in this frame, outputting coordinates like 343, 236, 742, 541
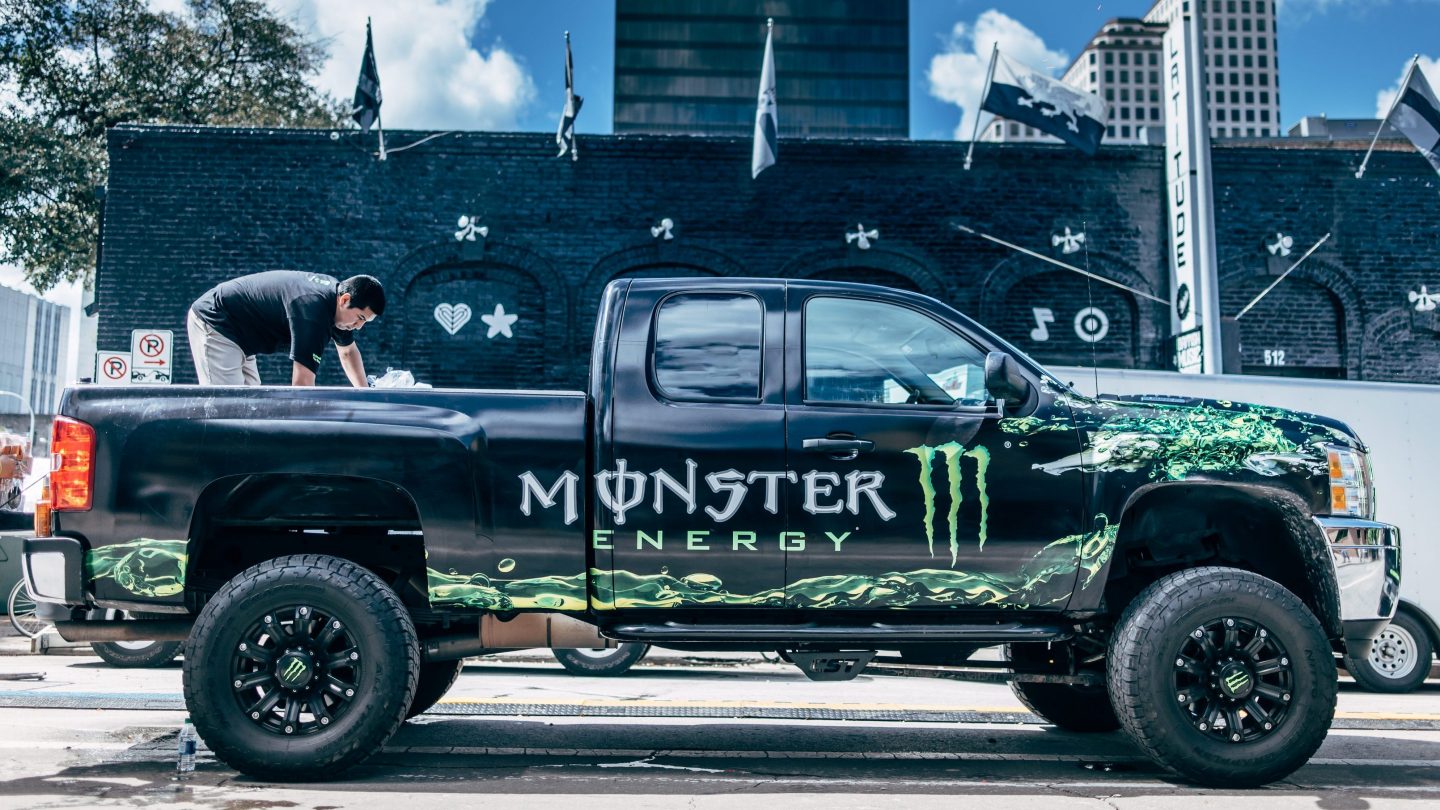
291, 362, 317, 386
337, 342, 368, 388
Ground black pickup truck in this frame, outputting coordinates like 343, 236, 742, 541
24, 278, 1398, 786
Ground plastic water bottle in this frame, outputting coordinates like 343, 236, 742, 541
176, 717, 197, 778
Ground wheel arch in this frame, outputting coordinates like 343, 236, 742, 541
186, 473, 431, 611
1102, 481, 1342, 639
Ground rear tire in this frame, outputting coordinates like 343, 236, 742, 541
92, 611, 183, 668
553, 643, 649, 676
1108, 566, 1335, 787
406, 659, 465, 719
1007, 642, 1118, 732
1345, 611, 1433, 694
182, 555, 419, 781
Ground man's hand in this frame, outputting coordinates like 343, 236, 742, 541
291, 362, 317, 386
337, 342, 369, 388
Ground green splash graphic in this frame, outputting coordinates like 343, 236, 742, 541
86, 539, 188, 598
427, 568, 587, 611
434, 517, 1117, 612
909, 441, 992, 566
591, 515, 1115, 609
1005, 397, 1333, 481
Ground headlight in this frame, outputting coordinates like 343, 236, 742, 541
1326, 446, 1372, 518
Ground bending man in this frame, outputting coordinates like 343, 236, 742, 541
187, 271, 385, 387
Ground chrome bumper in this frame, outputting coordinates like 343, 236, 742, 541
21, 537, 86, 605
1313, 517, 1400, 652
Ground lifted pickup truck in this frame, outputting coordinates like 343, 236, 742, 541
24, 278, 1398, 786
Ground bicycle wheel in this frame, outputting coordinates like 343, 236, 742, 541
8, 579, 47, 639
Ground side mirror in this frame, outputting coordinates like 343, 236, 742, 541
984, 352, 1031, 414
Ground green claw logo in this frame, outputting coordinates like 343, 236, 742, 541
280, 658, 307, 683
906, 442, 991, 565
1224, 670, 1250, 693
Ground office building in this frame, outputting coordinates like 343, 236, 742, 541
0, 284, 70, 430
613, 0, 908, 138
983, 0, 1281, 146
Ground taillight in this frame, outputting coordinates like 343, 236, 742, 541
50, 416, 95, 511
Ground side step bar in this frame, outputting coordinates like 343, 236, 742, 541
606, 621, 1073, 645
53, 620, 193, 642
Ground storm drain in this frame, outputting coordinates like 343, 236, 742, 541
0, 691, 1433, 731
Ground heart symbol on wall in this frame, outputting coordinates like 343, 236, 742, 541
433, 303, 472, 336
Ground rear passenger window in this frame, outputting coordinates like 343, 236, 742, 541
653, 293, 763, 401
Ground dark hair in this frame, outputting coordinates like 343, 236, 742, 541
339, 275, 386, 317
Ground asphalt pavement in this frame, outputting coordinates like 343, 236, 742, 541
0, 634, 1436, 809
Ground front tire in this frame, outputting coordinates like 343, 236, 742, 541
182, 555, 419, 781
1007, 642, 1119, 732
553, 643, 649, 676
1108, 567, 1336, 787
1346, 611, 1433, 694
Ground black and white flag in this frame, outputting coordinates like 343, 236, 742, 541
981, 51, 1108, 155
752, 19, 777, 178
1391, 64, 1440, 176
352, 19, 382, 134
556, 31, 583, 161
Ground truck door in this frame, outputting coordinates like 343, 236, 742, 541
783, 288, 1087, 611
595, 281, 789, 610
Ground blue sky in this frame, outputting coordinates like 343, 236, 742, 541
472, 0, 1440, 140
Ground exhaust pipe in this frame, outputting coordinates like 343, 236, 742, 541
423, 613, 614, 662
53, 619, 192, 643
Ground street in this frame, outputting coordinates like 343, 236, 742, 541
0, 646, 1436, 809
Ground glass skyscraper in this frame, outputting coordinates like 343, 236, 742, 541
614, 0, 909, 139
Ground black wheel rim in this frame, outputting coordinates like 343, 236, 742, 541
1173, 616, 1293, 743
229, 605, 361, 736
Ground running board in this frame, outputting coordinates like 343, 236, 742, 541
605, 621, 1072, 645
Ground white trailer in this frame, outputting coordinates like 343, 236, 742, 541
1057, 366, 1436, 692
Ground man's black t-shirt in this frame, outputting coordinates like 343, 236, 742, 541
190, 271, 354, 372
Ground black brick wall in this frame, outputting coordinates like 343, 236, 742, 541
99, 124, 1440, 388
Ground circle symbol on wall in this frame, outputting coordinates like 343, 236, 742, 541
1176, 283, 1192, 321
138, 334, 165, 357
103, 357, 129, 380
1074, 307, 1110, 343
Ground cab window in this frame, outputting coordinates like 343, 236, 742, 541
653, 293, 763, 401
804, 297, 990, 406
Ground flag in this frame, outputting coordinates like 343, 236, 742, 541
352, 19, 382, 134
981, 51, 1109, 155
751, 19, 777, 178
556, 32, 583, 161
1390, 64, 1440, 176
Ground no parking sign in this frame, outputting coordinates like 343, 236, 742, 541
130, 329, 173, 385
95, 352, 131, 387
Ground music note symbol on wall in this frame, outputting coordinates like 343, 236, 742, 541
1030, 307, 1056, 342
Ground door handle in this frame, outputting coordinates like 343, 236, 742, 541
803, 438, 875, 460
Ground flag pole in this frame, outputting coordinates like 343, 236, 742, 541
377, 108, 387, 161
1355, 54, 1418, 179
1234, 233, 1332, 319
953, 223, 1168, 304
964, 42, 999, 171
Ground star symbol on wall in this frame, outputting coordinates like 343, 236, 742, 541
480, 303, 518, 339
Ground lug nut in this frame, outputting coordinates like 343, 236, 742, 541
234, 680, 242, 688
345, 689, 355, 697
1231, 733, 1241, 742
321, 717, 330, 726
1226, 619, 1235, 627
251, 712, 260, 720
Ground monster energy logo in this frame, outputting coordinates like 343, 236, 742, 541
905, 442, 991, 566
280, 658, 308, 684
1223, 670, 1251, 694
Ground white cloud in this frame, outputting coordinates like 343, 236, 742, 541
1375, 54, 1440, 118
268, 0, 535, 131
926, 10, 1069, 140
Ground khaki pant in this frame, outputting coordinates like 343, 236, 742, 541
187, 310, 260, 386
